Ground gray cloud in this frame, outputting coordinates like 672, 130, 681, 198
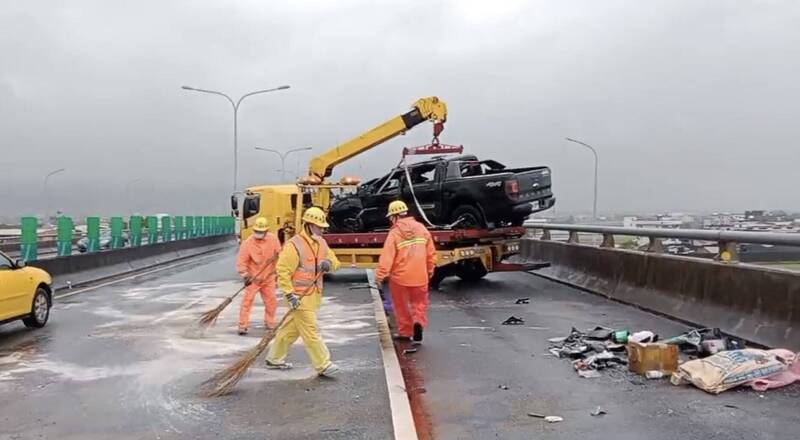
1, 0, 798, 219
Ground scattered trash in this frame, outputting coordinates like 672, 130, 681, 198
645, 370, 665, 379
585, 326, 614, 340
671, 349, 788, 394
724, 404, 739, 409
590, 406, 607, 417
629, 330, 657, 344
548, 336, 567, 344
515, 297, 530, 304
527, 413, 564, 423
403, 348, 418, 355
627, 341, 678, 375
612, 330, 629, 344
663, 328, 744, 357
748, 349, 800, 391
502, 316, 525, 325
577, 369, 601, 379
498, 385, 509, 390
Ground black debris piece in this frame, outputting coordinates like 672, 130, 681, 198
590, 407, 607, 417
502, 316, 525, 325
515, 298, 530, 304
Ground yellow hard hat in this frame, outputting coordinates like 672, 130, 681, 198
387, 200, 409, 217
253, 217, 269, 232
302, 207, 329, 228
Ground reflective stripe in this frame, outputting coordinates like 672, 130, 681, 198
396, 237, 427, 249
289, 234, 329, 295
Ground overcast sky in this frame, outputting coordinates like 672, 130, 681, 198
1, 0, 798, 219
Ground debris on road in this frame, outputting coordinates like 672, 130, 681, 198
502, 316, 525, 325
671, 349, 789, 394
515, 297, 530, 304
628, 341, 678, 375
645, 370, 665, 379
629, 330, 657, 344
527, 413, 564, 423
748, 349, 800, 391
590, 406, 607, 417
498, 385, 510, 390
403, 348, 418, 355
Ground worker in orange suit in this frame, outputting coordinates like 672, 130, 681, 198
376, 201, 436, 344
236, 217, 281, 335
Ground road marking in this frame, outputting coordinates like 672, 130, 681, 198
366, 270, 419, 440
54, 254, 220, 300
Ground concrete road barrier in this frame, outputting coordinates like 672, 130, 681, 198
30, 235, 235, 290
521, 239, 800, 351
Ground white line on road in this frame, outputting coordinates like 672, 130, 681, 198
366, 269, 419, 440
54, 254, 220, 300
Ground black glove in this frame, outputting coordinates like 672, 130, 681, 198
243, 276, 253, 286
319, 259, 332, 273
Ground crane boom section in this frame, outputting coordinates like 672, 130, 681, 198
308, 97, 447, 179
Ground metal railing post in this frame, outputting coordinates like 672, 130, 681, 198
718, 240, 739, 263
567, 231, 579, 244
600, 233, 615, 248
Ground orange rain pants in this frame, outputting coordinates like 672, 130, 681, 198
389, 280, 429, 338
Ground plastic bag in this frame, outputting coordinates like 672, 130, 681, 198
670, 349, 787, 394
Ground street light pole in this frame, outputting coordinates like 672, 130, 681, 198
181, 85, 290, 192
43, 168, 66, 221
565, 137, 598, 220
255, 147, 312, 182
126, 178, 142, 213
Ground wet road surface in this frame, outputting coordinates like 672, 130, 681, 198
396, 272, 799, 440
0, 249, 392, 440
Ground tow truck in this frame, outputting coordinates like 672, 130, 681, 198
234, 97, 547, 285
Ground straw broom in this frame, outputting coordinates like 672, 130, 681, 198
197, 253, 279, 328
199, 271, 324, 397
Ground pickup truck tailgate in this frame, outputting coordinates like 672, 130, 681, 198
514, 167, 552, 203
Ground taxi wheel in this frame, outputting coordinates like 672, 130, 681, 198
23, 287, 51, 329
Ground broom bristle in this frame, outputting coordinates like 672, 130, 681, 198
199, 326, 279, 397
198, 297, 233, 327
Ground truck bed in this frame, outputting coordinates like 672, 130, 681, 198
324, 226, 525, 247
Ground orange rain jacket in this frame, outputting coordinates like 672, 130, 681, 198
236, 233, 281, 287
376, 216, 436, 287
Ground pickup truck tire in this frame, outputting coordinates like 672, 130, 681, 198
450, 205, 486, 229
455, 258, 488, 282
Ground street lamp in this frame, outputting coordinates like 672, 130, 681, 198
181, 84, 290, 191
565, 137, 598, 220
255, 146, 313, 181
43, 168, 66, 220
126, 178, 142, 213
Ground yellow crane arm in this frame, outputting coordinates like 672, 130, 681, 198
307, 97, 447, 180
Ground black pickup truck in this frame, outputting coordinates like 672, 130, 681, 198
328, 154, 555, 232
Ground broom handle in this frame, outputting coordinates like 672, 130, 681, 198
231, 253, 280, 300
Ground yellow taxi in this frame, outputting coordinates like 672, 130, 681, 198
0, 250, 53, 328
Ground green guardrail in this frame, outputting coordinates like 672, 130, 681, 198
14, 213, 233, 262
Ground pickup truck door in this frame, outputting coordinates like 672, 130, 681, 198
401, 162, 441, 223
361, 170, 404, 229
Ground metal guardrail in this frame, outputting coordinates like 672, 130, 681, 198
526, 223, 800, 262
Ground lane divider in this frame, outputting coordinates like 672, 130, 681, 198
54, 253, 222, 300
366, 269, 419, 440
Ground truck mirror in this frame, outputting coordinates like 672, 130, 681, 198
230, 195, 239, 211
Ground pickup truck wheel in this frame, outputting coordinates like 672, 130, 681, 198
455, 259, 488, 282
450, 205, 486, 229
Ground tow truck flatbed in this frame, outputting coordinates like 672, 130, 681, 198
324, 226, 525, 246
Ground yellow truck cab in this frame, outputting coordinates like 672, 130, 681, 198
0, 251, 53, 328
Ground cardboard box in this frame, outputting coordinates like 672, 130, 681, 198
627, 341, 678, 375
